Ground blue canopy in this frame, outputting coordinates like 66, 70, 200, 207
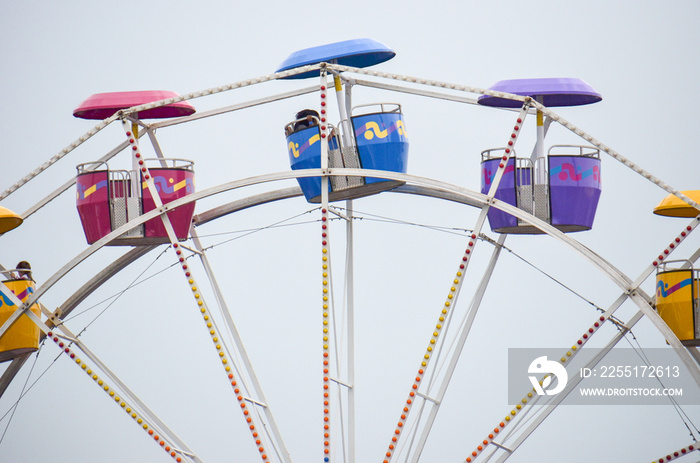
276, 38, 395, 80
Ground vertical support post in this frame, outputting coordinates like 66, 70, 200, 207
131, 118, 140, 174
335, 65, 357, 463
346, 199, 356, 463
130, 119, 140, 207
333, 73, 352, 148
344, 79, 353, 136
534, 96, 546, 185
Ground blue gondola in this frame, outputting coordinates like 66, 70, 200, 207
286, 104, 408, 202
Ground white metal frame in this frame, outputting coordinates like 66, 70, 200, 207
2, 63, 700, 463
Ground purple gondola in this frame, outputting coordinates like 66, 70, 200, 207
478, 78, 602, 234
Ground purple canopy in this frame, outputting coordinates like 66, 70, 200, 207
73, 90, 196, 120
478, 78, 602, 108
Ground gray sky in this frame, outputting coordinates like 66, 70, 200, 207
2, 1, 700, 462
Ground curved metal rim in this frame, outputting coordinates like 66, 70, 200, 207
32, 168, 696, 385
24, 168, 700, 391
24, 168, 635, 311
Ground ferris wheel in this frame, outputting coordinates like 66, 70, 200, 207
1, 38, 700, 463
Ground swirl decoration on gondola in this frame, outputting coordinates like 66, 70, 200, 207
482, 164, 515, 186
355, 120, 407, 140
550, 163, 600, 183
657, 277, 693, 298
289, 133, 321, 159
0, 285, 33, 308
144, 176, 195, 195
76, 179, 108, 200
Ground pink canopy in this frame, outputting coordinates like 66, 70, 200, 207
73, 90, 196, 120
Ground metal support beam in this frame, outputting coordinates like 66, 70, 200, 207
489, 249, 700, 461
408, 234, 507, 463
52, 323, 204, 463
150, 86, 319, 130
491, 310, 640, 462
189, 227, 292, 463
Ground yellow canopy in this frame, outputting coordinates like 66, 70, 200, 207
0, 206, 22, 233
653, 190, 700, 218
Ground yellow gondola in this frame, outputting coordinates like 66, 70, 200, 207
0, 278, 42, 362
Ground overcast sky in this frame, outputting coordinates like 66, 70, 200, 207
2, 2, 700, 462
